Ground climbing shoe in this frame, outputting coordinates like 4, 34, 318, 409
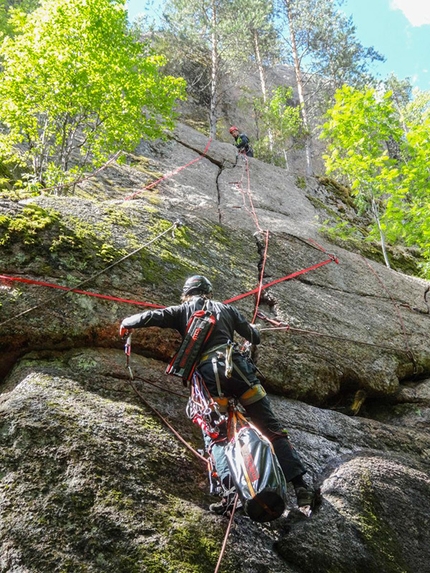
295, 486, 315, 508
209, 493, 242, 516
295, 486, 322, 517
209, 499, 229, 515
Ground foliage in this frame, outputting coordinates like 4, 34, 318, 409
322, 86, 401, 205
321, 84, 430, 278
383, 116, 430, 276
321, 85, 401, 268
0, 0, 38, 37
0, 0, 186, 192
253, 86, 303, 166
402, 88, 430, 126
224, 0, 280, 68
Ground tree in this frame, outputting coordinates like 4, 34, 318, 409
0, 0, 186, 191
162, 0, 236, 137
321, 86, 402, 268
278, 0, 384, 175
225, 0, 280, 153
402, 88, 430, 127
322, 84, 430, 278
253, 86, 303, 167
382, 113, 430, 278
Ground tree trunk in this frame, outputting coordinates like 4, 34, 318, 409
208, 0, 219, 138
371, 197, 391, 269
283, 0, 313, 175
252, 28, 273, 152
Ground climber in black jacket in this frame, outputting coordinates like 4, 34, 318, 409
120, 275, 315, 514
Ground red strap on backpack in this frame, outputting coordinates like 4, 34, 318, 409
166, 309, 216, 382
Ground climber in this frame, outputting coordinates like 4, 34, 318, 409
119, 275, 316, 514
229, 126, 254, 157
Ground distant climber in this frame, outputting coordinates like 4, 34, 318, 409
119, 275, 317, 516
229, 126, 254, 157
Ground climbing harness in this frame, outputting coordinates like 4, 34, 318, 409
199, 340, 265, 402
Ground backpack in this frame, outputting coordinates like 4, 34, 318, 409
224, 410, 287, 522
166, 301, 216, 382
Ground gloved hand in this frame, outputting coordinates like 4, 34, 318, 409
119, 324, 130, 338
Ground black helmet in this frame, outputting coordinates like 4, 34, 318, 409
182, 275, 213, 296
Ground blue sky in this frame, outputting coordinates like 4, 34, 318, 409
126, 0, 430, 91
342, 0, 430, 90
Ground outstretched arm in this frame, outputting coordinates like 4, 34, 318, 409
119, 306, 182, 336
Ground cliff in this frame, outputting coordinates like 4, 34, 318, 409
1, 123, 429, 573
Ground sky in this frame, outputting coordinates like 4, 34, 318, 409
126, 0, 430, 91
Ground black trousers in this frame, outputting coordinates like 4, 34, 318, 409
198, 353, 306, 484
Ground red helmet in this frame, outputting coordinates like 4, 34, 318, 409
229, 126, 239, 134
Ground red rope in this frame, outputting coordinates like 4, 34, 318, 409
1, 254, 338, 310
231, 155, 263, 233
223, 254, 339, 305
0, 274, 164, 309
251, 230, 269, 324
124, 138, 213, 201
214, 494, 239, 573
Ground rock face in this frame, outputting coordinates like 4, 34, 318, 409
1, 124, 429, 572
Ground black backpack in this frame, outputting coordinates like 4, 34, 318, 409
225, 410, 287, 522
166, 301, 216, 382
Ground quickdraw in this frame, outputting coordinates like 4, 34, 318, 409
186, 373, 226, 440
124, 332, 134, 379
